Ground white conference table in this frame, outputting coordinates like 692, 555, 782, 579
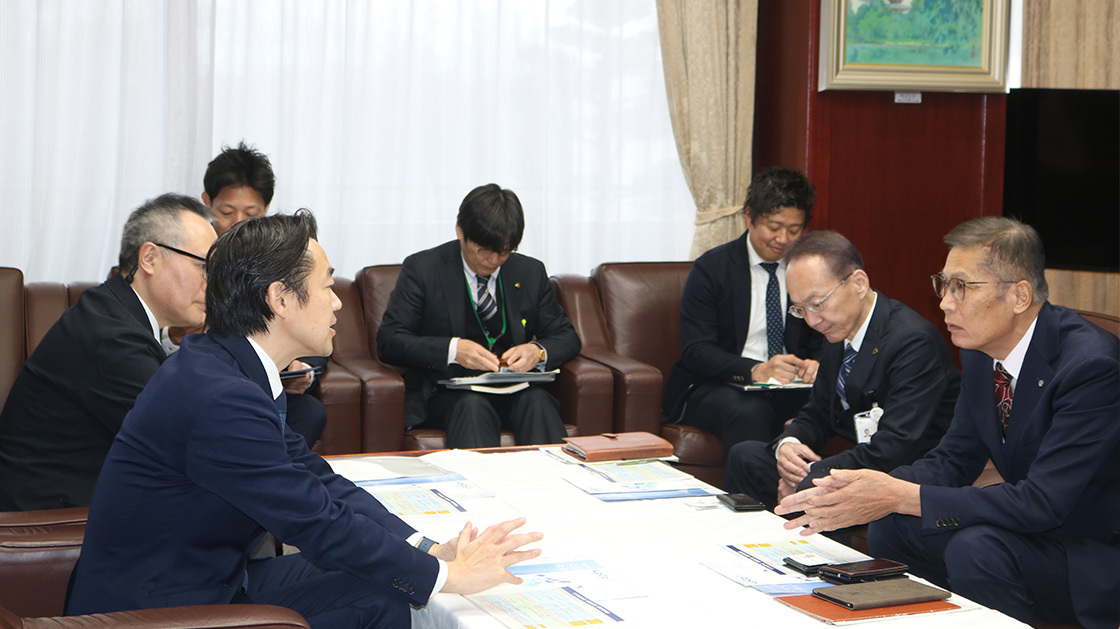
332, 449, 1027, 629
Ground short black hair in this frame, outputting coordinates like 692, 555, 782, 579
455, 184, 525, 253
784, 230, 864, 281
118, 193, 213, 278
205, 210, 317, 336
203, 141, 276, 206
744, 167, 816, 224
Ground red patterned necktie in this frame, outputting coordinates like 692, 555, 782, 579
994, 362, 1013, 433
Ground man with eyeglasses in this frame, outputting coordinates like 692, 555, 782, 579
0, 193, 216, 510
663, 167, 825, 459
776, 217, 1119, 628
723, 230, 958, 508
378, 183, 580, 448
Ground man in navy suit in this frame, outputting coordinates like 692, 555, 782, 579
68, 211, 542, 626
777, 217, 1119, 628
378, 184, 580, 449
662, 167, 823, 457
0, 193, 215, 510
724, 231, 958, 506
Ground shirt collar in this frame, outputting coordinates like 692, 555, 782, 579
745, 234, 786, 271
130, 286, 161, 343
245, 336, 283, 400
847, 291, 878, 353
994, 314, 1038, 382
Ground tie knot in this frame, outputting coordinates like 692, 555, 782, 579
760, 262, 779, 276
994, 362, 1012, 385
477, 274, 490, 286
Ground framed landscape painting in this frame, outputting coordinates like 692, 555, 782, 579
818, 0, 1010, 92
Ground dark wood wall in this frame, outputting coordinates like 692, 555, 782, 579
753, 0, 1006, 334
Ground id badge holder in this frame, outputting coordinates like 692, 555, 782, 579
853, 404, 884, 444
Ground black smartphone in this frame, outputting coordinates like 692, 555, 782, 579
783, 554, 831, 575
717, 493, 766, 511
818, 558, 908, 584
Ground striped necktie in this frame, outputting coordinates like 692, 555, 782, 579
836, 343, 858, 404
476, 275, 498, 321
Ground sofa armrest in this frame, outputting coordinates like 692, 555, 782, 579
545, 356, 613, 437
17, 604, 309, 628
578, 349, 662, 435
331, 356, 406, 453
313, 361, 363, 455
0, 508, 87, 529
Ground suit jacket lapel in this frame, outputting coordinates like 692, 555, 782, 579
730, 233, 753, 351
1004, 304, 1058, 452
845, 293, 890, 407
105, 274, 161, 350
439, 242, 468, 338
211, 333, 272, 400
500, 258, 527, 346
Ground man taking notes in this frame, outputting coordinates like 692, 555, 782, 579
378, 183, 580, 449
662, 167, 824, 457
776, 217, 1119, 628
68, 211, 542, 625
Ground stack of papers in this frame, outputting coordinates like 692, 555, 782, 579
563, 460, 721, 501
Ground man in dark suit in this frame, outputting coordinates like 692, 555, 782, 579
378, 184, 580, 449
0, 194, 215, 511
67, 211, 542, 625
663, 167, 824, 457
196, 142, 326, 447
777, 217, 1119, 628
724, 231, 959, 506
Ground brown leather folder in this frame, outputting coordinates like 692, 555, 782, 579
561, 431, 674, 462
776, 593, 958, 624
812, 578, 951, 610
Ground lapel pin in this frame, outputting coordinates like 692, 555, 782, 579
1038, 380, 1044, 387
872, 348, 879, 355
521, 318, 527, 327
515, 282, 521, 288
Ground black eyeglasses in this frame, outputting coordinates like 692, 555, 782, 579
156, 243, 207, 264
788, 272, 853, 319
931, 273, 1015, 302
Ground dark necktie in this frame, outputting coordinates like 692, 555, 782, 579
274, 391, 287, 426
761, 262, 783, 358
476, 275, 498, 321
994, 362, 1013, 433
836, 343, 858, 404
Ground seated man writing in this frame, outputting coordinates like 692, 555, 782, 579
67, 211, 542, 625
378, 183, 580, 449
776, 217, 1119, 628
724, 230, 958, 506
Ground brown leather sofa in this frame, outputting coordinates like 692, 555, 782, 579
551, 262, 729, 488
0, 508, 308, 627
331, 265, 615, 452
0, 270, 363, 455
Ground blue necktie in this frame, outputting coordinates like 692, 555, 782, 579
274, 392, 287, 426
761, 262, 784, 358
836, 343, 858, 405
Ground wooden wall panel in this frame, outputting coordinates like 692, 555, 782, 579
754, 0, 1006, 340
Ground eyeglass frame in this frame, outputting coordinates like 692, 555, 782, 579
156, 242, 209, 264
931, 273, 1016, 302
788, 271, 854, 319
471, 243, 517, 259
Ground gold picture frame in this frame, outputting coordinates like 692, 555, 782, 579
819, 0, 1010, 93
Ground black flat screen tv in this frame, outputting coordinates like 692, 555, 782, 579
1003, 88, 1119, 272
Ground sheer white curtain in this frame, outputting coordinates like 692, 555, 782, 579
0, 0, 693, 282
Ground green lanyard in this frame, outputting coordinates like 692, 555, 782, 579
465, 273, 507, 349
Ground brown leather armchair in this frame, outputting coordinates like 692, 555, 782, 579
0, 508, 307, 628
552, 262, 728, 488
0, 268, 25, 408
340, 264, 613, 452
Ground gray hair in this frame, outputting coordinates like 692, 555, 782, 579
944, 216, 1048, 303
118, 193, 213, 278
